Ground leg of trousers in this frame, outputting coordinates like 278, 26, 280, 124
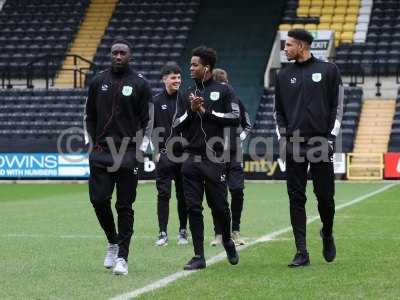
211, 160, 244, 235
230, 188, 244, 232
227, 159, 245, 232
89, 165, 118, 245
174, 163, 188, 231
182, 157, 205, 257
203, 160, 231, 244
211, 188, 244, 235
286, 155, 309, 252
156, 155, 172, 233
209, 204, 221, 235
115, 168, 138, 260
310, 160, 335, 237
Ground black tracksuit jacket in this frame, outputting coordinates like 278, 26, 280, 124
152, 89, 184, 156
84, 67, 152, 150
274, 55, 344, 141
173, 78, 240, 156
227, 98, 252, 153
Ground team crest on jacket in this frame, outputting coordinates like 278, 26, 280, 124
122, 85, 133, 96
312, 73, 322, 82
210, 91, 220, 101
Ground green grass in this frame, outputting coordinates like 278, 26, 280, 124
141, 184, 400, 300
0, 182, 397, 299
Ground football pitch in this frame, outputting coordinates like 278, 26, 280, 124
0, 181, 399, 299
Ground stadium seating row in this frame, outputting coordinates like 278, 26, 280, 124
0, 0, 89, 78
88, 0, 200, 94
335, 0, 400, 75
0, 89, 85, 142
280, 0, 369, 46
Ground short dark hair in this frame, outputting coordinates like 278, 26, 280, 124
111, 38, 132, 50
160, 62, 181, 77
287, 29, 314, 45
191, 46, 217, 70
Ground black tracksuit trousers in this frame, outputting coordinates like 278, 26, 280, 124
182, 155, 231, 257
156, 153, 188, 233
286, 143, 335, 253
89, 163, 138, 261
210, 154, 245, 234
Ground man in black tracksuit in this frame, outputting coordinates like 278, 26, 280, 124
173, 46, 240, 270
152, 62, 188, 246
209, 68, 252, 247
274, 29, 343, 267
84, 40, 152, 275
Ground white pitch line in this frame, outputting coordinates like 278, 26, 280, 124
110, 183, 397, 300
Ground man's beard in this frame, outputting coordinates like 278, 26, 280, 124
112, 63, 128, 73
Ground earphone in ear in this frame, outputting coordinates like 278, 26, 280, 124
204, 67, 208, 72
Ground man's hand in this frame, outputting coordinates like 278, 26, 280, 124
189, 93, 204, 113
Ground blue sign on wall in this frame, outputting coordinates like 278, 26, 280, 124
0, 153, 89, 178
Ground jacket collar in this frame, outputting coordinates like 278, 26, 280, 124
163, 89, 178, 100
110, 65, 132, 78
295, 54, 315, 66
193, 77, 214, 89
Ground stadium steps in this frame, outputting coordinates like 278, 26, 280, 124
55, 0, 118, 87
178, 0, 285, 121
353, 100, 396, 153
349, 100, 395, 178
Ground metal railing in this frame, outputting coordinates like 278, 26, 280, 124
26, 54, 97, 89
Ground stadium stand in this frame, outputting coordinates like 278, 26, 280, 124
388, 90, 400, 152
56, 0, 119, 87
87, 0, 200, 94
277, 0, 400, 77
251, 87, 363, 154
0, 0, 90, 80
0, 0, 201, 150
335, 0, 400, 76
352, 99, 395, 153
178, 0, 285, 120
279, 0, 363, 46
0, 89, 86, 152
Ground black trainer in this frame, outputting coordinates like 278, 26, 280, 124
183, 255, 206, 270
288, 251, 310, 267
320, 229, 336, 262
223, 239, 239, 265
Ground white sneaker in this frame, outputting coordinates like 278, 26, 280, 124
113, 257, 128, 275
155, 231, 168, 246
103, 243, 119, 269
232, 231, 246, 246
210, 234, 222, 246
177, 229, 189, 245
